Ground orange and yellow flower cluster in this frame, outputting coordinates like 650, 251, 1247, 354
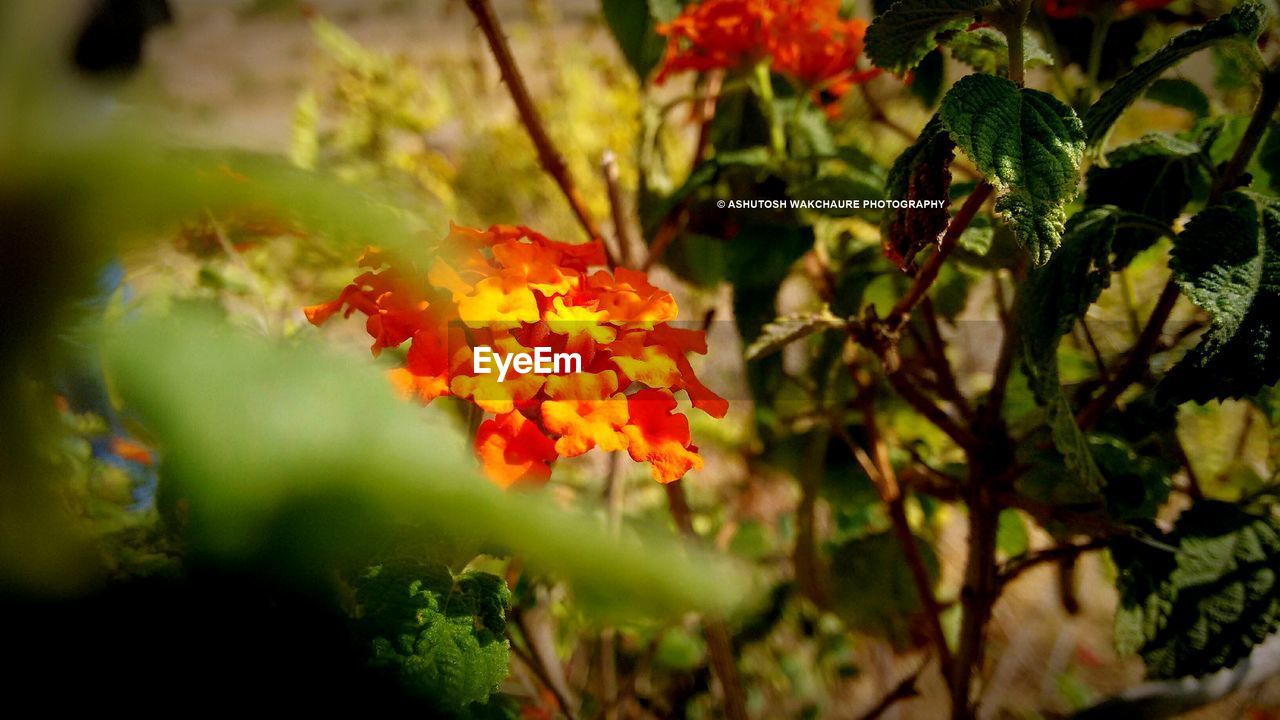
305, 223, 727, 488
654, 0, 878, 104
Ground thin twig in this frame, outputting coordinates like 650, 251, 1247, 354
600, 150, 631, 269
464, 0, 602, 242
997, 539, 1109, 589
854, 659, 928, 720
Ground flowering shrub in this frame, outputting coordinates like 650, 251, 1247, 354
305, 223, 727, 487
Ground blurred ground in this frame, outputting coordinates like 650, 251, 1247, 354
124, 1, 1280, 717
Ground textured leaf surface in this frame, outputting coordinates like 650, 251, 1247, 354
357, 560, 511, 709
1083, 0, 1268, 148
1113, 502, 1280, 679
941, 74, 1086, 264
744, 309, 847, 360
947, 27, 1052, 75
865, 0, 993, 74
1085, 133, 1204, 267
1162, 192, 1280, 402
881, 115, 955, 269
1017, 208, 1117, 492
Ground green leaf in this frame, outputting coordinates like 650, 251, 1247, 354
744, 308, 848, 361
881, 115, 956, 269
1113, 501, 1280, 678
910, 48, 947, 108
1161, 192, 1280, 403
996, 509, 1029, 557
830, 531, 939, 650
1145, 78, 1211, 119
940, 74, 1086, 264
865, 0, 993, 74
1083, 0, 1268, 148
357, 560, 510, 709
947, 27, 1052, 75
601, 0, 667, 80
102, 312, 749, 619
1017, 208, 1118, 492
1084, 133, 1204, 267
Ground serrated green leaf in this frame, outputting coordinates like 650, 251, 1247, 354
947, 27, 1052, 75
940, 73, 1086, 264
881, 115, 955, 268
744, 308, 847, 361
1113, 502, 1280, 678
1085, 133, 1204, 267
1145, 78, 1211, 119
865, 0, 993, 74
1017, 208, 1118, 492
357, 560, 510, 709
1161, 192, 1280, 403
1083, 0, 1268, 148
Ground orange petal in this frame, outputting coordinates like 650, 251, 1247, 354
622, 389, 703, 483
475, 412, 558, 489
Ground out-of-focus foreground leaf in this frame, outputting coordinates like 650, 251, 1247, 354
102, 312, 748, 619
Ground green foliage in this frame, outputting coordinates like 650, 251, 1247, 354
1083, 0, 1268, 148
356, 560, 510, 710
1145, 78, 1212, 120
1017, 208, 1118, 492
940, 73, 1086, 264
829, 531, 939, 650
102, 313, 749, 618
744, 308, 847, 361
1113, 501, 1280, 678
1084, 133, 1203, 267
865, 0, 993, 74
1162, 192, 1280, 402
601, 0, 667, 80
947, 27, 1052, 76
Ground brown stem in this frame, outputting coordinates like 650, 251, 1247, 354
794, 430, 830, 605
920, 298, 975, 421
854, 660, 927, 720
950, 472, 1000, 720
982, 268, 1020, 429
1079, 317, 1110, 382
997, 539, 1108, 589
662, 481, 748, 720
464, 0, 602, 242
1076, 280, 1179, 428
885, 369, 980, 451
887, 183, 993, 330
835, 381, 955, 675
600, 150, 631, 269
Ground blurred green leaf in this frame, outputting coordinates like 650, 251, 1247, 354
101, 312, 749, 619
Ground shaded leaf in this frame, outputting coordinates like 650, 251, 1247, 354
601, 0, 666, 80
830, 531, 939, 650
1145, 78, 1211, 119
881, 115, 955, 269
1162, 192, 1280, 402
1113, 502, 1280, 678
1083, 0, 1268, 148
865, 0, 993, 74
1085, 133, 1204, 267
1017, 208, 1118, 492
947, 26, 1052, 75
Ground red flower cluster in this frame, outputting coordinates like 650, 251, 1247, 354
305, 224, 727, 488
1043, 0, 1174, 19
654, 0, 878, 100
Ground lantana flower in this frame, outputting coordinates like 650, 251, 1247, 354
655, 0, 879, 112
306, 223, 727, 487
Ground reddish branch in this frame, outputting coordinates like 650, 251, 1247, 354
997, 539, 1109, 589
464, 0, 603, 243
